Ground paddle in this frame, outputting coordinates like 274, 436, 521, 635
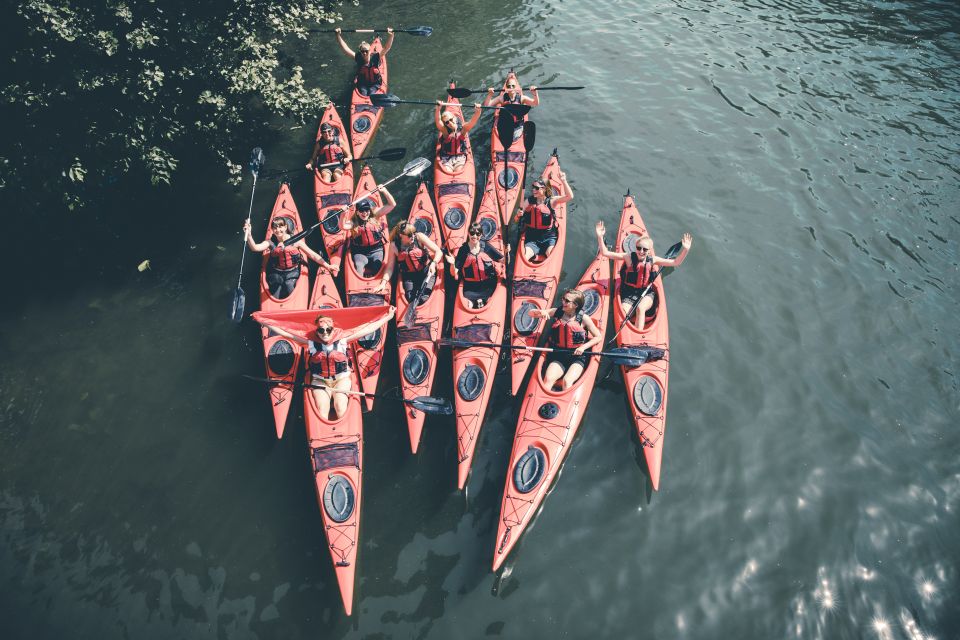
370, 93, 531, 119
243, 375, 453, 414
400, 273, 434, 328
606, 241, 683, 346
282, 157, 431, 246
439, 340, 659, 368
260, 147, 406, 180
447, 85, 584, 99
309, 26, 433, 36
229, 147, 265, 324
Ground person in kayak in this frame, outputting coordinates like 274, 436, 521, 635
381, 222, 444, 302
450, 222, 504, 308
596, 221, 693, 323
343, 186, 396, 277
335, 27, 394, 97
258, 308, 395, 419
483, 76, 539, 141
513, 172, 573, 261
305, 122, 352, 182
243, 217, 330, 299
435, 100, 482, 172
526, 289, 602, 390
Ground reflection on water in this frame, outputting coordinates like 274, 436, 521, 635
2, 0, 959, 638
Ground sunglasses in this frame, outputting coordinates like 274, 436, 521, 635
316, 326, 334, 335
636, 246, 650, 254
271, 221, 286, 228
469, 230, 482, 237
562, 298, 577, 304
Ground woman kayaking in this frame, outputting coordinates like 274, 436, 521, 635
483, 74, 539, 141
525, 289, 603, 390
381, 222, 444, 301
435, 100, 482, 172
343, 185, 396, 277
450, 222, 504, 308
513, 172, 573, 261
596, 221, 693, 323
335, 27, 394, 97
305, 122, 352, 182
258, 309, 395, 419
243, 217, 330, 299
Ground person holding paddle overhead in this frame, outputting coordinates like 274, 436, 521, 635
450, 222, 504, 308
596, 221, 693, 323
243, 217, 330, 299
305, 122, 352, 182
525, 289, 602, 390
513, 172, 573, 261
435, 100, 482, 172
382, 222, 443, 302
343, 185, 396, 277
483, 75, 539, 141
335, 27, 394, 96
257, 309, 395, 419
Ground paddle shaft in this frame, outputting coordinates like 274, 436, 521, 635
442, 340, 631, 359
448, 85, 584, 98
235, 166, 261, 289
310, 27, 431, 35
607, 241, 683, 344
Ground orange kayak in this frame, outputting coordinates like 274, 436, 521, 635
395, 182, 445, 453
252, 302, 390, 616
349, 36, 388, 160
343, 165, 391, 411
490, 71, 528, 225
451, 169, 507, 489
433, 81, 476, 254
493, 251, 612, 570
612, 193, 670, 491
508, 150, 567, 394
258, 183, 310, 438
312, 103, 355, 275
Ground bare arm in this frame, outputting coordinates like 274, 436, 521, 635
483, 87, 501, 107
244, 220, 271, 252
551, 171, 573, 206
654, 232, 693, 268
529, 306, 558, 319
435, 101, 444, 132
305, 140, 320, 170
462, 104, 483, 133
340, 306, 396, 343
381, 28, 395, 55
374, 185, 396, 218
259, 323, 310, 346
595, 221, 628, 260
573, 315, 603, 355
335, 28, 354, 57
523, 86, 540, 107
295, 240, 329, 268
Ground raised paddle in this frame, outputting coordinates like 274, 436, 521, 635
309, 26, 433, 36
282, 157, 431, 246
438, 340, 660, 368
242, 375, 453, 415
260, 147, 406, 180
370, 93, 531, 119
400, 272, 435, 328
229, 147, 265, 324
606, 241, 683, 346
447, 85, 584, 99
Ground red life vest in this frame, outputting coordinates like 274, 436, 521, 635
318, 142, 344, 165
440, 130, 467, 157
523, 200, 555, 231
621, 253, 655, 289
354, 219, 384, 248
397, 237, 429, 273
268, 241, 302, 270
308, 338, 351, 378
549, 310, 587, 348
356, 52, 382, 86
462, 249, 495, 282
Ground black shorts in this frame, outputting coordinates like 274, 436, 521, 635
545, 351, 589, 371
621, 285, 658, 316
267, 267, 300, 299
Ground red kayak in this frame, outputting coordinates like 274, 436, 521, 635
349, 36, 388, 160
343, 165, 391, 411
313, 103, 355, 275
252, 302, 391, 616
490, 71, 528, 225
258, 183, 310, 438
451, 169, 507, 488
508, 150, 567, 394
612, 194, 671, 490
433, 81, 476, 254
493, 251, 612, 570
395, 181, 445, 453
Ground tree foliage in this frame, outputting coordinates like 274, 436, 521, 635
0, 0, 347, 210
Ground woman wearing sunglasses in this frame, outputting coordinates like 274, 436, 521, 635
525, 289, 602, 390
483, 75, 540, 140
244, 216, 330, 299
435, 101, 483, 172
305, 122, 352, 182
382, 222, 444, 302
596, 221, 693, 323
450, 223, 504, 308
258, 309, 395, 419
335, 27, 395, 97
343, 185, 396, 277
513, 172, 573, 261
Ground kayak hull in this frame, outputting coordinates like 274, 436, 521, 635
313, 104, 355, 275
434, 81, 476, 254
349, 37, 388, 160
490, 71, 527, 226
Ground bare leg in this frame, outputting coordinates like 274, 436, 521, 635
332, 377, 352, 418
320, 168, 334, 182
312, 386, 333, 419
543, 361, 566, 390
560, 361, 586, 389
523, 243, 538, 261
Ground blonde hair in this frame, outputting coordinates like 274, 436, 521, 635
314, 315, 334, 329
563, 288, 585, 311
389, 221, 416, 243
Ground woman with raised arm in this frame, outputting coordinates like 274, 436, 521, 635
483, 74, 539, 141
525, 289, 602, 390
335, 27, 395, 96
382, 222, 444, 301
435, 100, 482, 172
450, 222, 504, 308
343, 185, 396, 276
243, 217, 330, 299
513, 172, 573, 261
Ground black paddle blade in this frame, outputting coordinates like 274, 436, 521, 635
501, 103, 532, 120
495, 114, 516, 147
230, 288, 246, 323
446, 87, 472, 99
523, 120, 536, 152
664, 241, 683, 259
370, 92, 401, 108
377, 146, 407, 162
606, 348, 648, 368
409, 396, 453, 415
249, 147, 265, 175
405, 26, 433, 36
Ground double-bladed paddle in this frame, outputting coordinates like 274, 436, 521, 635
438, 339, 661, 368
400, 272, 435, 328
447, 85, 584, 99
370, 93, 531, 120
261, 147, 407, 180
229, 147, 266, 324
309, 26, 434, 36
243, 375, 453, 415
606, 241, 683, 346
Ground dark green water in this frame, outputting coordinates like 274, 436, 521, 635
2, 0, 959, 638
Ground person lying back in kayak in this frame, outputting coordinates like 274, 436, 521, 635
259, 309, 395, 419
526, 289, 602, 390
483, 74, 539, 141
335, 27, 394, 97
435, 100, 482, 172
381, 222, 444, 301
342, 186, 396, 277
244, 217, 330, 299
596, 221, 693, 324
450, 223, 504, 308
305, 122, 352, 182
513, 172, 573, 261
